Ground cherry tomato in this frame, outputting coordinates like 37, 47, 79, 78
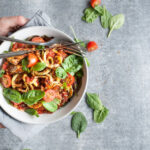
2, 62, 8, 70
31, 37, 45, 43
27, 53, 38, 67
66, 73, 75, 86
1, 75, 11, 88
90, 0, 101, 8
12, 43, 26, 51
87, 41, 98, 52
43, 89, 58, 102
47, 49, 55, 58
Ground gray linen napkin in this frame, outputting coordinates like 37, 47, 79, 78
0, 10, 55, 141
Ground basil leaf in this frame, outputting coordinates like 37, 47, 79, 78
70, 111, 77, 115
82, 7, 99, 23
74, 38, 86, 48
3, 51, 9, 53
62, 55, 83, 75
22, 58, 30, 73
71, 112, 87, 138
23, 90, 45, 105
108, 14, 125, 37
94, 5, 103, 15
42, 98, 60, 112
85, 57, 90, 67
36, 45, 45, 50
86, 93, 103, 110
70, 26, 86, 48
61, 82, 67, 90
32, 62, 46, 71
3, 88, 22, 103
94, 106, 109, 123
100, 6, 112, 28
55, 67, 67, 79
25, 108, 39, 117
76, 69, 83, 78
0, 69, 5, 77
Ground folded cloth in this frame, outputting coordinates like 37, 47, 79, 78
0, 10, 55, 141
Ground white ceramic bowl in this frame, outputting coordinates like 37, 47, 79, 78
0, 26, 88, 124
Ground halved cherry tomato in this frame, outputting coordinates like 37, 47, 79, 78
1, 75, 11, 88
31, 37, 45, 43
43, 89, 59, 102
12, 43, 26, 51
28, 53, 38, 67
47, 49, 55, 58
90, 0, 101, 8
66, 73, 75, 86
2, 62, 8, 70
87, 41, 98, 52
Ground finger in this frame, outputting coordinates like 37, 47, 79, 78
0, 123, 5, 128
0, 16, 29, 36
4, 16, 28, 28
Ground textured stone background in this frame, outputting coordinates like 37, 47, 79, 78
0, 0, 150, 150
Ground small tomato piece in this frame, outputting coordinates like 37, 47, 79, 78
87, 41, 98, 52
58, 50, 68, 59
91, 0, 101, 8
28, 53, 38, 67
66, 73, 75, 86
1, 75, 11, 88
31, 37, 45, 43
12, 43, 26, 51
2, 62, 8, 70
43, 89, 58, 102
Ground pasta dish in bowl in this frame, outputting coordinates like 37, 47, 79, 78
0, 26, 88, 124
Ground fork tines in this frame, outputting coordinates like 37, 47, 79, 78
56, 45, 86, 57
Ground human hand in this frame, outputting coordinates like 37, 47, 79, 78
0, 16, 28, 128
0, 16, 28, 36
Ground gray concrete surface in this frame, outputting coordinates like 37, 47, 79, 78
0, 0, 150, 149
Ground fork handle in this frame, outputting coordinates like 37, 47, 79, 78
0, 35, 46, 46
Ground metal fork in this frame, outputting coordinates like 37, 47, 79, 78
0, 35, 87, 58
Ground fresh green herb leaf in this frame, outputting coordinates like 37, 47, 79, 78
70, 111, 76, 115
86, 93, 103, 110
36, 45, 45, 50
9, 41, 14, 51
108, 14, 125, 37
74, 38, 86, 48
25, 108, 39, 117
32, 62, 46, 71
94, 5, 103, 15
82, 7, 100, 23
42, 98, 60, 112
85, 57, 90, 67
71, 112, 87, 138
0, 69, 5, 77
22, 58, 30, 73
3, 51, 8, 53
62, 55, 83, 76
55, 67, 67, 79
62, 82, 67, 89
23, 90, 45, 105
100, 6, 112, 28
94, 106, 109, 123
3, 88, 22, 103
70, 26, 86, 48
76, 69, 83, 78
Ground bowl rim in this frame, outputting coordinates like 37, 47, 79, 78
0, 26, 88, 124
